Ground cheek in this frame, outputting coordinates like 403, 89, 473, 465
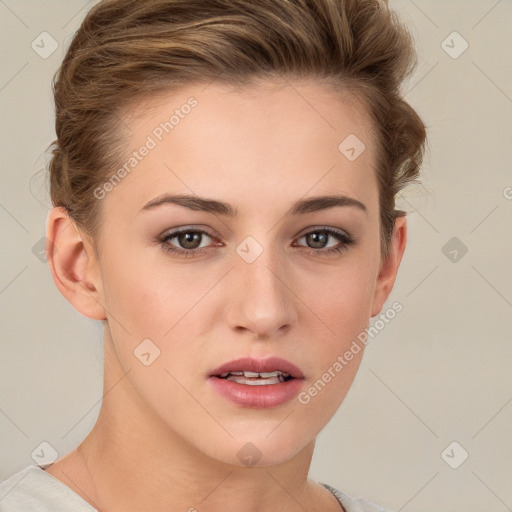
296, 270, 373, 427
297, 257, 376, 405
302, 259, 376, 340
100, 247, 217, 338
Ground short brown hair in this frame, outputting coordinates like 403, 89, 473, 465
48, 0, 427, 257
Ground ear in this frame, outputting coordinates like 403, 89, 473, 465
370, 215, 407, 318
45, 207, 106, 320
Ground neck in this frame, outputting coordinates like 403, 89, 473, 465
53, 331, 331, 512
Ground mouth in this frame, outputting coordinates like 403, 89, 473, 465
209, 356, 304, 382
208, 357, 305, 408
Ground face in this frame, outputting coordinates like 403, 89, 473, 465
83, 80, 392, 466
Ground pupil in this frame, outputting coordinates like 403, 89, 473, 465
307, 232, 327, 248
179, 232, 201, 249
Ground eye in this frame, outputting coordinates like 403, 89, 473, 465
293, 228, 354, 255
159, 228, 219, 257
157, 226, 355, 258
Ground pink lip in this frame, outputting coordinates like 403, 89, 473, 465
208, 357, 305, 409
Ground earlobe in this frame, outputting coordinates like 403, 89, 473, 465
370, 216, 407, 318
45, 207, 106, 320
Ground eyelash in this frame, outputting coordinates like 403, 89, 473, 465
158, 227, 355, 258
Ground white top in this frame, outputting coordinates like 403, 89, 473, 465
0, 465, 395, 512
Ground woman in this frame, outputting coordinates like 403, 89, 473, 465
0, 0, 426, 510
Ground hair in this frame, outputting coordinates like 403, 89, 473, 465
48, 0, 427, 258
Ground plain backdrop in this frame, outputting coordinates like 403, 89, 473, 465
1, 1, 511, 511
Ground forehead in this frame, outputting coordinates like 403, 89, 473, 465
103, 79, 379, 220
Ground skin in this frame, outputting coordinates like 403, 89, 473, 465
44, 79, 407, 512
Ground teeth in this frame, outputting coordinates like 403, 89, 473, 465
215, 369, 294, 387
259, 371, 280, 378
226, 375, 283, 385
218, 370, 293, 385
218, 370, 291, 379
243, 371, 260, 378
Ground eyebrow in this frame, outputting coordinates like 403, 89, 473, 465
139, 193, 367, 216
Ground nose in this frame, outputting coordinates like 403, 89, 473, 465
225, 247, 298, 339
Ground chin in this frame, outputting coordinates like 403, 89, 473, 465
199, 427, 313, 468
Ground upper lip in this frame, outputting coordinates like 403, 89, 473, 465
209, 357, 305, 379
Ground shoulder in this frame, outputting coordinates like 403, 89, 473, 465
321, 482, 396, 512
0, 465, 96, 511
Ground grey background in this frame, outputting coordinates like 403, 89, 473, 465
1, 1, 511, 511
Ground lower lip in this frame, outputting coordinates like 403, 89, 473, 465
207, 376, 304, 408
